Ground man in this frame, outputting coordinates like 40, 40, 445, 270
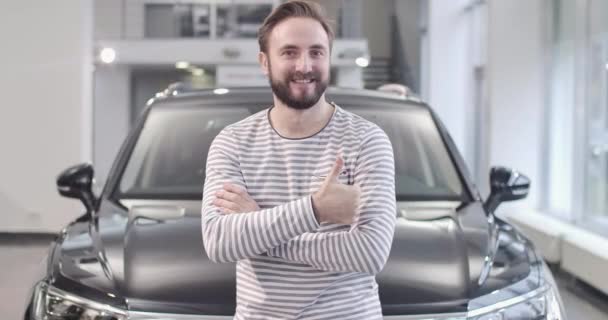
201, 1, 396, 319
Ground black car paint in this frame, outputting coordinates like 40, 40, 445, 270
24, 88, 536, 317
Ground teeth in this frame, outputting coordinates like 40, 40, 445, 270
293, 79, 313, 83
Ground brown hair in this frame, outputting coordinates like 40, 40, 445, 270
258, 0, 335, 54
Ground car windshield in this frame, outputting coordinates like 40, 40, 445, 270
117, 101, 464, 201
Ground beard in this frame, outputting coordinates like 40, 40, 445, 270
268, 63, 328, 110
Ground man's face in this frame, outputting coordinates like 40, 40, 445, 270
260, 17, 331, 110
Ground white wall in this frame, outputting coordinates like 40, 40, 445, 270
426, 0, 470, 161
487, 0, 545, 213
310, 0, 395, 60
546, 0, 577, 218
94, 0, 124, 40
309, 0, 341, 28
93, 66, 131, 193
125, 0, 146, 39
361, 0, 392, 59
395, 0, 422, 92
424, 0, 546, 213
0, 1, 93, 232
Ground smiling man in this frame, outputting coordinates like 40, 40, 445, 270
201, 1, 396, 319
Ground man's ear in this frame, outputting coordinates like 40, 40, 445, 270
258, 52, 269, 76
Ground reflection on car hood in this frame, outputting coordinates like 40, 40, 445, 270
53, 199, 531, 316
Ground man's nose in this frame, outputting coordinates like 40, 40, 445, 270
295, 55, 312, 73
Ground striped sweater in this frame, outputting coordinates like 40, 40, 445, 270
201, 103, 396, 319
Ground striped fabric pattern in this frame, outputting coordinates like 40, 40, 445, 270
201, 104, 396, 319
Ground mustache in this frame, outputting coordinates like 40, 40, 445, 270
290, 71, 320, 81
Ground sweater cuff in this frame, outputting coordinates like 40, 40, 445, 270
303, 195, 320, 230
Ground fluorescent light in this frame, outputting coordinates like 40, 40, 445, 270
175, 61, 190, 69
355, 57, 369, 68
214, 88, 229, 95
191, 68, 205, 76
100, 48, 116, 64
605, 63, 608, 71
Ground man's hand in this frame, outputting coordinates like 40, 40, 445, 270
213, 183, 260, 214
312, 154, 361, 224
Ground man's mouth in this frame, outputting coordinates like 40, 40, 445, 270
291, 79, 315, 84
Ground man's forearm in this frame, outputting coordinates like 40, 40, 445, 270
268, 191, 396, 275
202, 190, 319, 263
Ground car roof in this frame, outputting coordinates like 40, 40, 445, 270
147, 86, 428, 110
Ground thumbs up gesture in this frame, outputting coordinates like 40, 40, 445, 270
311, 154, 361, 224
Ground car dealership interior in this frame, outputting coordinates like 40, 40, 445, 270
1, 0, 608, 319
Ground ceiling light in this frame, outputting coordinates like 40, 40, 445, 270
191, 68, 205, 76
214, 88, 229, 95
355, 57, 369, 68
99, 48, 116, 64
175, 61, 190, 69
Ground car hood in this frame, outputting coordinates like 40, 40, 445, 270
53, 198, 532, 316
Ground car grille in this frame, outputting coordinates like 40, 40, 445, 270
128, 311, 470, 319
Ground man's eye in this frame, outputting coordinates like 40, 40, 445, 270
283, 51, 296, 57
311, 50, 323, 57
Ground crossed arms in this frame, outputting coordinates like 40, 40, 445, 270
201, 126, 396, 275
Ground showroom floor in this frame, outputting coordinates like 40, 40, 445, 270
1, 234, 607, 320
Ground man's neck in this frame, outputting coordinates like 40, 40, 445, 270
269, 96, 334, 139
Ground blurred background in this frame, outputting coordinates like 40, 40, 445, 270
1, 0, 607, 318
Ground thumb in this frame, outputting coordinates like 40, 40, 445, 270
325, 154, 344, 183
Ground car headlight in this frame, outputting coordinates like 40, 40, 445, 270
31, 281, 127, 320
466, 262, 566, 320
467, 284, 563, 319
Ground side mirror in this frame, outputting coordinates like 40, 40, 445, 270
484, 166, 530, 213
57, 163, 97, 214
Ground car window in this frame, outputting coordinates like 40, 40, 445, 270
117, 102, 464, 201
348, 107, 463, 200
119, 106, 256, 196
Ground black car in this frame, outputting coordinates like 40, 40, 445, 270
24, 87, 566, 319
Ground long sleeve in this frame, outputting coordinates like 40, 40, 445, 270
201, 128, 320, 263
268, 126, 397, 275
